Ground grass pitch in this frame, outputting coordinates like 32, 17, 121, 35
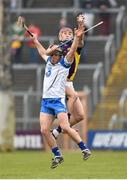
0, 150, 127, 179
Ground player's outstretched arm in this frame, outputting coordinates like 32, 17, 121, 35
31, 33, 48, 61
66, 26, 84, 63
77, 14, 85, 47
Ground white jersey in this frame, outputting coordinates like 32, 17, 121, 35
42, 56, 71, 98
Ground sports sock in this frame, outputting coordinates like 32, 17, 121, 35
52, 147, 61, 157
52, 126, 62, 138
78, 141, 87, 151
57, 126, 62, 133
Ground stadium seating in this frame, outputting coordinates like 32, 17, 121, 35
89, 32, 127, 129
12, 66, 37, 91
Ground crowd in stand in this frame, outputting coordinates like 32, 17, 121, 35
9, 0, 118, 64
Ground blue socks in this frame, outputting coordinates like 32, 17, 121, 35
52, 147, 61, 157
78, 141, 87, 151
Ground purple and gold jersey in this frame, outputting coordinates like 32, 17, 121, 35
67, 47, 82, 81
60, 41, 82, 81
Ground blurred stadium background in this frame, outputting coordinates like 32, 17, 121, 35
0, 0, 127, 178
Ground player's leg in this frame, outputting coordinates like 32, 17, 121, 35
40, 112, 57, 149
40, 112, 64, 169
66, 85, 76, 114
66, 86, 86, 126
40, 99, 63, 169
69, 93, 87, 126
57, 112, 91, 160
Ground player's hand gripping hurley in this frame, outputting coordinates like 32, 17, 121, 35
17, 16, 33, 37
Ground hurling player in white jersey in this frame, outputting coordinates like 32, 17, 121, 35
31, 25, 91, 169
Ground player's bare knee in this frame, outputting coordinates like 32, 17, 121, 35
60, 125, 70, 133
40, 127, 49, 136
77, 114, 85, 122
74, 94, 78, 101
67, 90, 77, 99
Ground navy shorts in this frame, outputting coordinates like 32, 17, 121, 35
40, 98, 67, 116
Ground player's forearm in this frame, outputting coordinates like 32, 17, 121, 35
33, 39, 46, 56
77, 14, 85, 47
78, 34, 84, 47
66, 36, 79, 62
69, 36, 79, 55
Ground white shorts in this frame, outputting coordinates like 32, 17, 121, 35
65, 81, 74, 90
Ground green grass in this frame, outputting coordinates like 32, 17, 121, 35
0, 150, 127, 179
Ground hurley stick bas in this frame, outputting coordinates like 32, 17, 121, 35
17, 16, 33, 37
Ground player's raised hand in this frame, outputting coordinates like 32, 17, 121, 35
77, 14, 85, 29
74, 26, 84, 38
